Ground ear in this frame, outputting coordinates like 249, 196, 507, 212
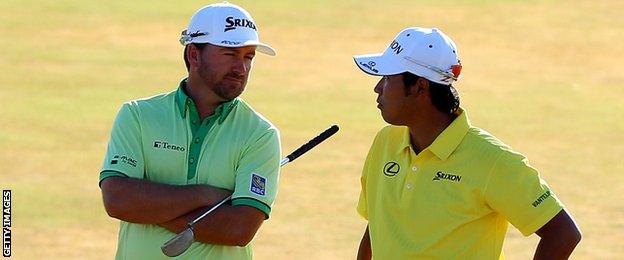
413, 77, 429, 96
186, 44, 201, 69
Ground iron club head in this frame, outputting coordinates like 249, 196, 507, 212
161, 227, 195, 257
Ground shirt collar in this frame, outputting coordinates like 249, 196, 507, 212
397, 108, 471, 161
428, 109, 470, 160
175, 78, 238, 122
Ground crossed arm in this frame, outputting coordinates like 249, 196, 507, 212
100, 176, 265, 246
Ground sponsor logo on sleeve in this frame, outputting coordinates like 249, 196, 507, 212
110, 155, 137, 167
250, 173, 267, 196
532, 190, 552, 207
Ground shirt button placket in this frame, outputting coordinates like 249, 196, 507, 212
406, 164, 417, 191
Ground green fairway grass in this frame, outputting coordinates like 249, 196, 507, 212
1, 0, 622, 259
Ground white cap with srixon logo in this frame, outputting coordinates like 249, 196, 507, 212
180, 2, 276, 56
354, 27, 462, 85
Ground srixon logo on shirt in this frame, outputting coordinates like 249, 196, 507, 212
224, 16, 257, 32
432, 171, 462, 182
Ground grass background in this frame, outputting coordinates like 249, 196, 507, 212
1, 0, 623, 259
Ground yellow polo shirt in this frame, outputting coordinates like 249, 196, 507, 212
357, 109, 564, 259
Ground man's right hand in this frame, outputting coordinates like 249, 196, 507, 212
100, 176, 232, 224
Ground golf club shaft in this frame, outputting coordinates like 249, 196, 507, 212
162, 125, 339, 256
188, 194, 232, 227
185, 124, 339, 227
188, 155, 292, 226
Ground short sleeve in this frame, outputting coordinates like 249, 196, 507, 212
357, 130, 384, 220
231, 127, 281, 219
99, 103, 145, 185
357, 176, 368, 220
484, 152, 564, 236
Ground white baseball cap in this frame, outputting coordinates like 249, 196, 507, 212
354, 27, 462, 85
180, 2, 276, 56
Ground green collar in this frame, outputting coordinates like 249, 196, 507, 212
175, 78, 238, 123
398, 108, 471, 161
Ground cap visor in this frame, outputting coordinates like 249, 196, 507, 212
209, 39, 276, 56
254, 42, 276, 56
353, 53, 404, 76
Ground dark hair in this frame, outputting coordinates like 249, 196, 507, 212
401, 72, 460, 115
183, 43, 209, 71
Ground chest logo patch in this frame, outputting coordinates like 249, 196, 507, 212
383, 162, 400, 177
432, 171, 462, 182
250, 173, 267, 196
153, 141, 186, 152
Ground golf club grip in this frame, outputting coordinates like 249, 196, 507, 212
285, 125, 339, 163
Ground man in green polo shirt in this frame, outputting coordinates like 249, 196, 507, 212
353, 27, 582, 259
99, 2, 280, 259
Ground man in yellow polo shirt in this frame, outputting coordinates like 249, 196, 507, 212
353, 27, 582, 259
99, 2, 280, 259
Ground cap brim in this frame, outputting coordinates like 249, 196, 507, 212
353, 53, 404, 76
207, 39, 276, 56
253, 42, 276, 56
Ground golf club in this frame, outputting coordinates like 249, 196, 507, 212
161, 124, 339, 257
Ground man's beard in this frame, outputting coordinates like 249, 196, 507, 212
198, 62, 247, 101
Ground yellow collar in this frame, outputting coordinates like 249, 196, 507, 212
397, 109, 471, 161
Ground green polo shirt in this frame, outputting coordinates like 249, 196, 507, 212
100, 79, 281, 260
357, 109, 564, 259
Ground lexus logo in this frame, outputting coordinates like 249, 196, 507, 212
383, 162, 400, 177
